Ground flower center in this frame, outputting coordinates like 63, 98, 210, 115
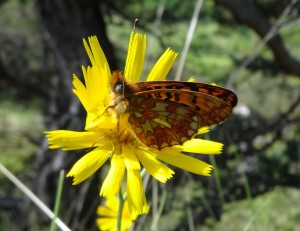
114, 113, 136, 144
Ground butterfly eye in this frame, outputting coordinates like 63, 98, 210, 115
115, 83, 124, 94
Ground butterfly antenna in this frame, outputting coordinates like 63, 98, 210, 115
122, 79, 125, 99
127, 19, 139, 72
133, 18, 139, 31
130, 18, 139, 51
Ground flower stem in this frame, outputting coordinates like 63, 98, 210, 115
50, 170, 65, 231
0, 164, 70, 231
116, 191, 125, 231
209, 154, 225, 206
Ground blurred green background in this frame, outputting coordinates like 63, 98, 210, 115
0, 0, 299, 230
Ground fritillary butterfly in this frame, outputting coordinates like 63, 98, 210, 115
111, 70, 237, 150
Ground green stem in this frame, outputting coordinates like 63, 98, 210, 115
209, 155, 225, 206
151, 185, 167, 230
116, 191, 125, 231
0, 164, 70, 231
50, 170, 65, 231
236, 152, 252, 201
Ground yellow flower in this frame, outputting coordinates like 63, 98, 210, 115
45, 32, 223, 215
96, 197, 137, 231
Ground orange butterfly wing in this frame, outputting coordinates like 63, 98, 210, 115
129, 81, 237, 107
128, 97, 199, 149
126, 81, 237, 149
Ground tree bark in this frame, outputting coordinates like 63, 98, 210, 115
35, 1, 117, 229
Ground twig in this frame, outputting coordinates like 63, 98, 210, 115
175, 0, 204, 81
0, 163, 71, 231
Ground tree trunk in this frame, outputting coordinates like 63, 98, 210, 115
35, 1, 117, 229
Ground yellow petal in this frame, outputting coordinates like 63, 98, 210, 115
120, 219, 134, 231
197, 126, 210, 134
124, 32, 146, 83
44, 130, 106, 150
97, 217, 132, 231
73, 66, 110, 113
72, 74, 90, 111
97, 197, 118, 217
67, 145, 112, 184
146, 48, 178, 81
104, 197, 119, 212
135, 149, 174, 183
83, 66, 109, 107
97, 197, 136, 231
122, 144, 140, 170
188, 76, 195, 82
85, 109, 118, 131
97, 206, 117, 218
96, 217, 116, 231
100, 155, 125, 197
123, 201, 138, 220
182, 139, 223, 154
117, 114, 135, 143
156, 147, 213, 176
126, 169, 149, 214
83, 36, 111, 75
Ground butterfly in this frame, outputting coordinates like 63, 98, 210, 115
110, 70, 238, 150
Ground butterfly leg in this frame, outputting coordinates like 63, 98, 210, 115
90, 134, 109, 148
91, 104, 117, 124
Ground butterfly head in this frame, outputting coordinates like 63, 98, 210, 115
110, 70, 133, 114
115, 80, 125, 99
111, 70, 128, 97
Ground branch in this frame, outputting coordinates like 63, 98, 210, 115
214, 0, 300, 76
239, 94, 300, 142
